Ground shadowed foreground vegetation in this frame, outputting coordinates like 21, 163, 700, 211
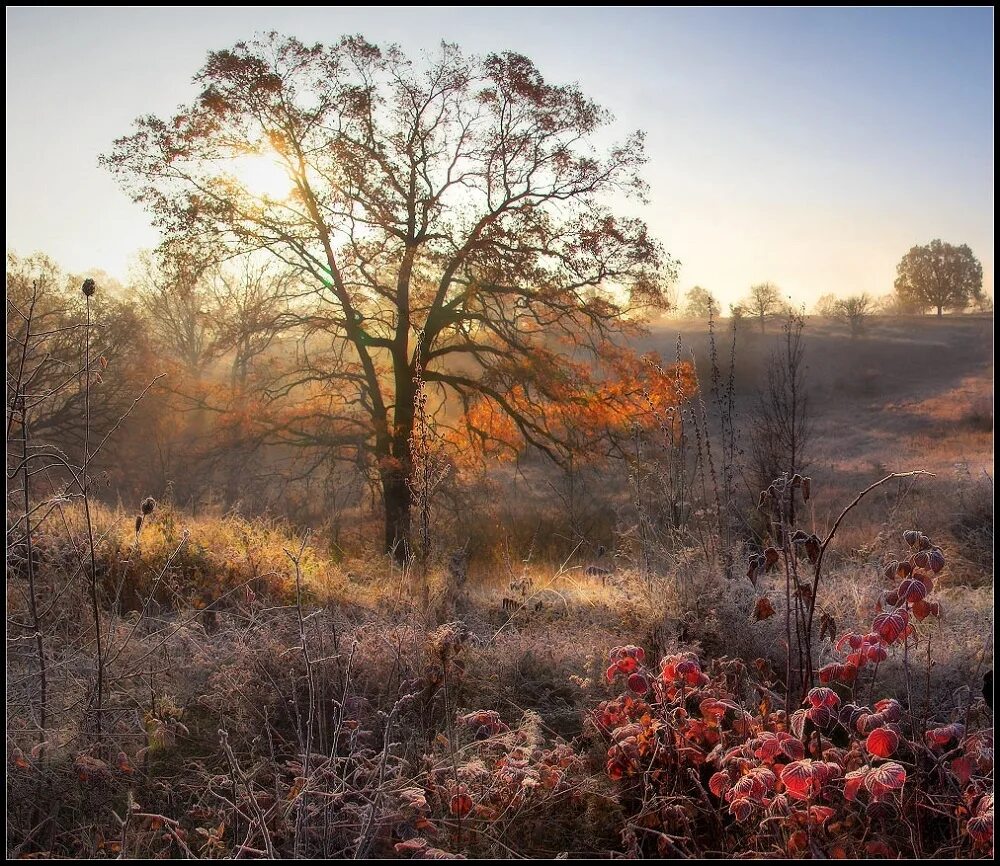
5, 481, 994, 857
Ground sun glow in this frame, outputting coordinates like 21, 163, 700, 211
228, 153, 293, 200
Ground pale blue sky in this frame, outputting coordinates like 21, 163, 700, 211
5, 7, 994, 308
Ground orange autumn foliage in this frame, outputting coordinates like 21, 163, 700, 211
451, 343, 696, 464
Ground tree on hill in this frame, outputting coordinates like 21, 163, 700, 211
831, 293, 875, 338
683, 285, 720, 319
876, 292, 920, 315
103, 34, 683, 557
743, 282, 783, 332
813, 293, 838, 317
893, 240, 983, 317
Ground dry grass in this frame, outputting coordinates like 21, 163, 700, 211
7, 478, 993, 856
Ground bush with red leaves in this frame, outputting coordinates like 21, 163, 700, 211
593, 533, 993, 858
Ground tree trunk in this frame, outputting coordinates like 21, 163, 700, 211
383, 338, 416, 562
936, 305, 943, 317
381, 465, 412, 563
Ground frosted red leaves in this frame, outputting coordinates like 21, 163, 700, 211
779, 760, 822, 801
804, 687, 841, 726
817, 661, 859, 685
843, 762, 907, 802
459, 710, 508, 740
925, 722, 965, 748
807, 687, 840, 709
865, 727, 900, 758
873, 698, 903, 722
731, 766, 777, 801
661, 652, 708, 688
864, 762, 907, 799
724, 766, 779, 820
782, 760, 839, 801
448, 790, 474, 817
967, 794, 994, 846
708, 770, 731, 798
896, 576, 927, 603
753, 731, 805, 763
822, 630, 894, 685
872, 609, 909, 644
626, 672, 650, 695
605, 645, 644, 683
605, 646, 655, 695
911, 598, 941, 621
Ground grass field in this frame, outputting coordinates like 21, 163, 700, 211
7, 314, 994, 858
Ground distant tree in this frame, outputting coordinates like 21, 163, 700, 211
813, 293, 839, 317
104, 34, 679, 557
743, 282, 783, 332
5, 251, 161, 506
894, 240, 983, 317
972, 291, 994, 314
728, 302, 746, 326
876, 292, 919, 315
832, 293, 876, 338
683, 285, 720, 319
6, 252, 152, 449
208, 259, 293, 393
133, 250, 218, 376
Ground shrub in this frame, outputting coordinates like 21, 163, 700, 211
595, 568, 992, 857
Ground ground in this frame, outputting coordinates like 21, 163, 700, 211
6, 314, 994, 858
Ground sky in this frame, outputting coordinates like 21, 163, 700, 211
5, 7, 994, 310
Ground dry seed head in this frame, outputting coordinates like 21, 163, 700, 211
140, 496, 156, 515
81, 278, 97, 297
135, 515, 143, 534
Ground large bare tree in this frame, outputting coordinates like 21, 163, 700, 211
103, 34, 675, 554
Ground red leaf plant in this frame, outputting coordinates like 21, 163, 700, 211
592, 529, 991, 859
